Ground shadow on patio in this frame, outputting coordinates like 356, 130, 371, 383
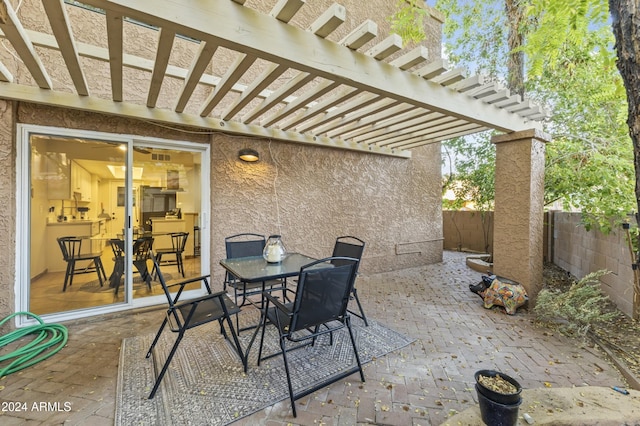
0, 251, 634, 425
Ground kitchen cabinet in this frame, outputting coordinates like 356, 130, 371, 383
71, 162, 92, 201
46, 160, 92, 201
45, 154, 71, 200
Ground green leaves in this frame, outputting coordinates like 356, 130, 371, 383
388, 0, 429, 46
431, 0, 633, 233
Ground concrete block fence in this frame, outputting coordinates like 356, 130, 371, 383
443, 210, 636, 317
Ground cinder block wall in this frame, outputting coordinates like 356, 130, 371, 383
551, 212, 635, 317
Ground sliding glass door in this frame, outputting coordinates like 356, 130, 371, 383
20, 126, 208, 322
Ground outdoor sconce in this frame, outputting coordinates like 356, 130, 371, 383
238, 148, 259, 162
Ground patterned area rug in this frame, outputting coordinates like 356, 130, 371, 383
116, 310, 414, 425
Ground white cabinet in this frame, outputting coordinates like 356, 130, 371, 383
46, 160, 93, 201
45, 154, 71, 200
71, 162, 92, 201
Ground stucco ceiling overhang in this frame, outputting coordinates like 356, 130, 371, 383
0, 0, 545, 158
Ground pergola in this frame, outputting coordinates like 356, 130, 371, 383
0, 0, 544, 158
0, 0, 548, 297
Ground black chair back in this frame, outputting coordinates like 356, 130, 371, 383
57, 236, 82, 261
331, 236, 365, 273
170, 232, 188, 253
331, 236, 368, 325
109, 238, 125, 259
133, 236, 154, 261
225, 233, 266, 259
290, 257, 358, 332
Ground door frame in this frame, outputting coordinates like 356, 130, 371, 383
15, 124, 211, 326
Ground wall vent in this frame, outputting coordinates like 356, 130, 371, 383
152, 153, 171, 161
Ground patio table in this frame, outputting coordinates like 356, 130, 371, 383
219, 253, 318, 362
219, 252, 317, 284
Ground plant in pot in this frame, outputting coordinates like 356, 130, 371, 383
474, 370, 523, 426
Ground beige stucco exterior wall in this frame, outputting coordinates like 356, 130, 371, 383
209, 134, 443, 284
0, 100, 15, 318
0, 1, 447, 321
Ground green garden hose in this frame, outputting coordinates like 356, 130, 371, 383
0, 312, 68, 377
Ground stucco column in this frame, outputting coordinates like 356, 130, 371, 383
491, 129, 551, 304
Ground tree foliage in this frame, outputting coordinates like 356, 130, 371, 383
432, 0, 635, 232
442, 134, 495, 212
388, 0, 430, 46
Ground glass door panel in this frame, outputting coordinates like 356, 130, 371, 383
131, 144, 202, 300
29, 135, 127, 314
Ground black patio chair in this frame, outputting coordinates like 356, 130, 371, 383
146, 256, 245, 399
332, 236, 368, 325
224, 232, 287, 309
256, 256, 365, 417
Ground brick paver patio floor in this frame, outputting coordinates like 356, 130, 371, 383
0, 251, 628, 425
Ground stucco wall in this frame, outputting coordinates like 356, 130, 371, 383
442, 210, 494, 253
210, 135, 443, 284
0, 100, 15, 318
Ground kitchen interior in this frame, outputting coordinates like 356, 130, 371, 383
29, 135, 203, 316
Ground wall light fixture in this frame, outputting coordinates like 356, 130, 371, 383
238, 148, 259, 162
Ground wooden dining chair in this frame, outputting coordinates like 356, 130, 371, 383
256, 256, 365, 417
152, 232, 189, 278
57, 236, 107, 292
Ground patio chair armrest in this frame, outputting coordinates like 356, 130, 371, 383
167, 275, 214, 304
262, 291, 291, 315
172, 289, 227, 310
165, 274, 212, 290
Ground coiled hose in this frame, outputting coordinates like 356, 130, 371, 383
0, 312, 68, 377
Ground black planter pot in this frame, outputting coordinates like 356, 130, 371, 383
474, 370, 523, 426
474, 370, 522, 405
476, 384, 522, 426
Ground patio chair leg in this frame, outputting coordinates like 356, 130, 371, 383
349, 288, 368, 326
149, 331, 185, 399
223, 313, 247, 372
346, 316, 365, 382
257, 308, 270, 366
280, 336, 297, 417
146, 317, 169, 359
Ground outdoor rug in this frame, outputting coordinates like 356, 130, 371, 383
116, 310, 414, 425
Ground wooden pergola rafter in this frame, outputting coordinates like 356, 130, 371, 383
0, 0, 545, 157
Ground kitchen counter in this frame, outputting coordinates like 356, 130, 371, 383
152, 218, 186, 249
47, 218, 105, 226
